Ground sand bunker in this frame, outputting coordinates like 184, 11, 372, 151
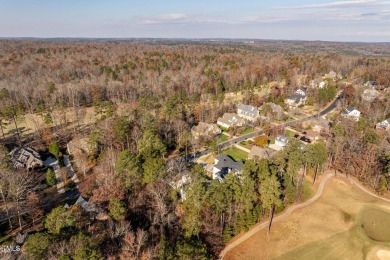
377, 250, 390, 260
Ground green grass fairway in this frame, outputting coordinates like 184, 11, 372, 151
222, 147, 248, 162
275, 209, 390, 260
274, 225, 379, 260
224, 177, 390, 260
275, 206, 390, 260
361, 206, 390, 242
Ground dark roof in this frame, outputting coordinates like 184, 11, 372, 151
288, 94, 304, 102
214, 154, 243, 173
9, 147, 43, 169
74, 196, 100, 213
342, 106, 358, 115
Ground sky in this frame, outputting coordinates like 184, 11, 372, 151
0, 0, 389, 42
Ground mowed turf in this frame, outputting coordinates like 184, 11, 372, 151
222, 147, 248, 162
224, 176, 390, 260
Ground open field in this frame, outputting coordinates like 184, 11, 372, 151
222, 147, 249, 162
224, 176, 390, 260
2, 103, 133, 138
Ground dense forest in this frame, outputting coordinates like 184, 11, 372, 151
0, 40, 389, 259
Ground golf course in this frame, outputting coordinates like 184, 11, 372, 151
223, 174, 390, 260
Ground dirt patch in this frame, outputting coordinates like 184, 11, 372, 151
223, 177, 390, 260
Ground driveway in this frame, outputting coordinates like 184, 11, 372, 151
44, 157, 65, 193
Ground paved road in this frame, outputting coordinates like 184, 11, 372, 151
64, 155, 80, 186
219, 171, 390, 259
190, 91, 344, 162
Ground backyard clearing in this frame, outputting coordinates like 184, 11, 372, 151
223, 176, 390, 260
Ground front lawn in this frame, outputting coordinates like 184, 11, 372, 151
219, 126, 229, 132
239, 141, 253, 150
285, 129, 296, 138
222, 147, 249, 162
242, 128, 255, 135
218, 134, 229, 143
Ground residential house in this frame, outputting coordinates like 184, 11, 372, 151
212, 154, 243, 181
237, 104, 259, 122
275, 135, 291, 148
341, 106, 361, 121
267, 102, 284, 116
319, 81, 328, 89
9, 147, 43, 169
364, 81, 377, 87
217, 113, 245, 129
303, 130, 321, 141
73, 196, 109, 220
376, 118, 390, 131
248, 146, 275, 160
302, 117, 330, 133
361, 88, 380, 103
191, 122, 221, 140
285, 88, 307, 108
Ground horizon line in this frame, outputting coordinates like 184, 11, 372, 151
0, 37, 389, 44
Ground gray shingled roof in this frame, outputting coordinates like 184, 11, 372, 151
276, 135, 291, 144
342, 106, 358, 115
238, 104, 259, 117
74, 196, 100, 213
286, 88, 306, 103
214, 154, 243, 173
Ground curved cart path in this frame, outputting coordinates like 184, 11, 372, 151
220, 172, 390, 259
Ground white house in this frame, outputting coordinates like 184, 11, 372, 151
285, 88, 307, 108
237, 104, 259, 122
212, 154, 243, 181
376, 118, 390, 131
341, 106, 361, 121
275, 135, 291, 148
217, 113, 245, 129
319, 81, 328, 89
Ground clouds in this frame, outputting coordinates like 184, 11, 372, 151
139, 13, 236, 25
272, 0, 390, 10
1, 0, 390, 41
141, 13, 189, 25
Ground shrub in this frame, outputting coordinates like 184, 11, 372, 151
46, 168, 56, 186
